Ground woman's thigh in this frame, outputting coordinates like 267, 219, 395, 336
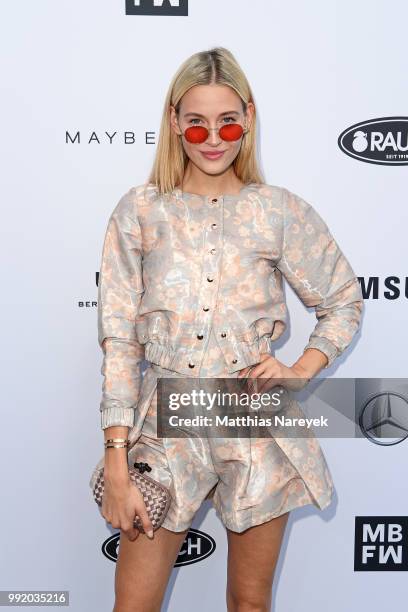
226, 512, 290, 611
114, 526, 189, 612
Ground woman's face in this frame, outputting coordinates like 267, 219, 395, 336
170, 84, 254, 177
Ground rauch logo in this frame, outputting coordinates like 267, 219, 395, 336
101, 527, 216, 566
338, 116, 408, 165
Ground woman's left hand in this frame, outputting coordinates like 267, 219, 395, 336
237, 353, 311, 394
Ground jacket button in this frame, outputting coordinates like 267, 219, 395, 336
220, 332, 226, 338
197, 334, 204, 340
188, 362, 195, 368
203, 306, 210, 311
210, 248, 216, 254
207, 277, 214, 282
232, 358, 238, 364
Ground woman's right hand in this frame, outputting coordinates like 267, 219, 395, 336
101, 474, 154, 541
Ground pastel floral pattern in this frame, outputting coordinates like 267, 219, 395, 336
95, 181, 363, 429
89, 182, 364, 531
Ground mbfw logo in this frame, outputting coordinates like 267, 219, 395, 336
126, 0, 188, 15
354, 517, 408, 571
338, 116, 408, 165
101, 527, 216, 566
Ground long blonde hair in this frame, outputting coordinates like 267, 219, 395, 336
147, 47, 265, 196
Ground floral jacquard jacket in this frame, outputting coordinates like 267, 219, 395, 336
97, 182, 364, 430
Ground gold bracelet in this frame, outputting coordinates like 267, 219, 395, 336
105, 438, 129, 443
104, 443, 128, 449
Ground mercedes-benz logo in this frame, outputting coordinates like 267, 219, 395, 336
358, 390, 408, 445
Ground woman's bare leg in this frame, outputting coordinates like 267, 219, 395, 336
226, 512, 290, 612
113, 526, 189, 612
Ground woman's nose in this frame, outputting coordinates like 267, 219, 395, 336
206, 127, 222, 146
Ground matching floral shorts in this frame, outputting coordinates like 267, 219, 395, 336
126, 330, 334, 534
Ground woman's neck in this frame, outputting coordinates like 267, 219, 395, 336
179, 168, 245, 197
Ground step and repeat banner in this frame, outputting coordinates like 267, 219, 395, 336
2, 1, 407, 610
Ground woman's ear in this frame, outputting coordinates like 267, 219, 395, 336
245, 102, 255, 131
169, 105, 182, 136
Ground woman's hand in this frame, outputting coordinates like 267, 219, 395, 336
237, 353, 311, 394
101, 474, 154, 542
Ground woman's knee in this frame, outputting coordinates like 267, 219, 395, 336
226, 587, 272, 612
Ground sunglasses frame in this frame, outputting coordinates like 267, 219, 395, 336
176, 118, 249, 144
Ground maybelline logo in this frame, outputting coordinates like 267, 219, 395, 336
66, 131, 155, 145
125, 0, 188, 16
354, 517, 408, 571
101, 527, 216, 565
338, 116, 408, 165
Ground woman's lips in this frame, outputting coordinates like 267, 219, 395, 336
200, 150, 226, 160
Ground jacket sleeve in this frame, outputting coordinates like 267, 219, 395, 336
276, 187, 364, 368
97, 187, 145, 429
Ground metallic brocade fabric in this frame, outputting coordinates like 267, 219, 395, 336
89, 181, 364, 532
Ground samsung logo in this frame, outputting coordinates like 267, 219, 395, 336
126, 0, 188, 15
102, 527, 216, 566
338, 116, 408, 165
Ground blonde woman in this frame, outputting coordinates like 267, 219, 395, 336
90, 47, 364, 611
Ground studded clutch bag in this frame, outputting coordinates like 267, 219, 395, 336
92, 460, 171, 533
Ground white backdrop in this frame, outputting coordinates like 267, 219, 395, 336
1, 1, 407, 610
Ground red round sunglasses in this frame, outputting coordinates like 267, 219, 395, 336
182, 122, 247, 144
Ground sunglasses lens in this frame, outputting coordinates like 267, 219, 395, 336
183, 123, 244, 143
219, 123, 244, 141
184, 126, 208, 143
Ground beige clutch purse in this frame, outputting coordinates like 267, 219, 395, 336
92, 460, 171, 533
